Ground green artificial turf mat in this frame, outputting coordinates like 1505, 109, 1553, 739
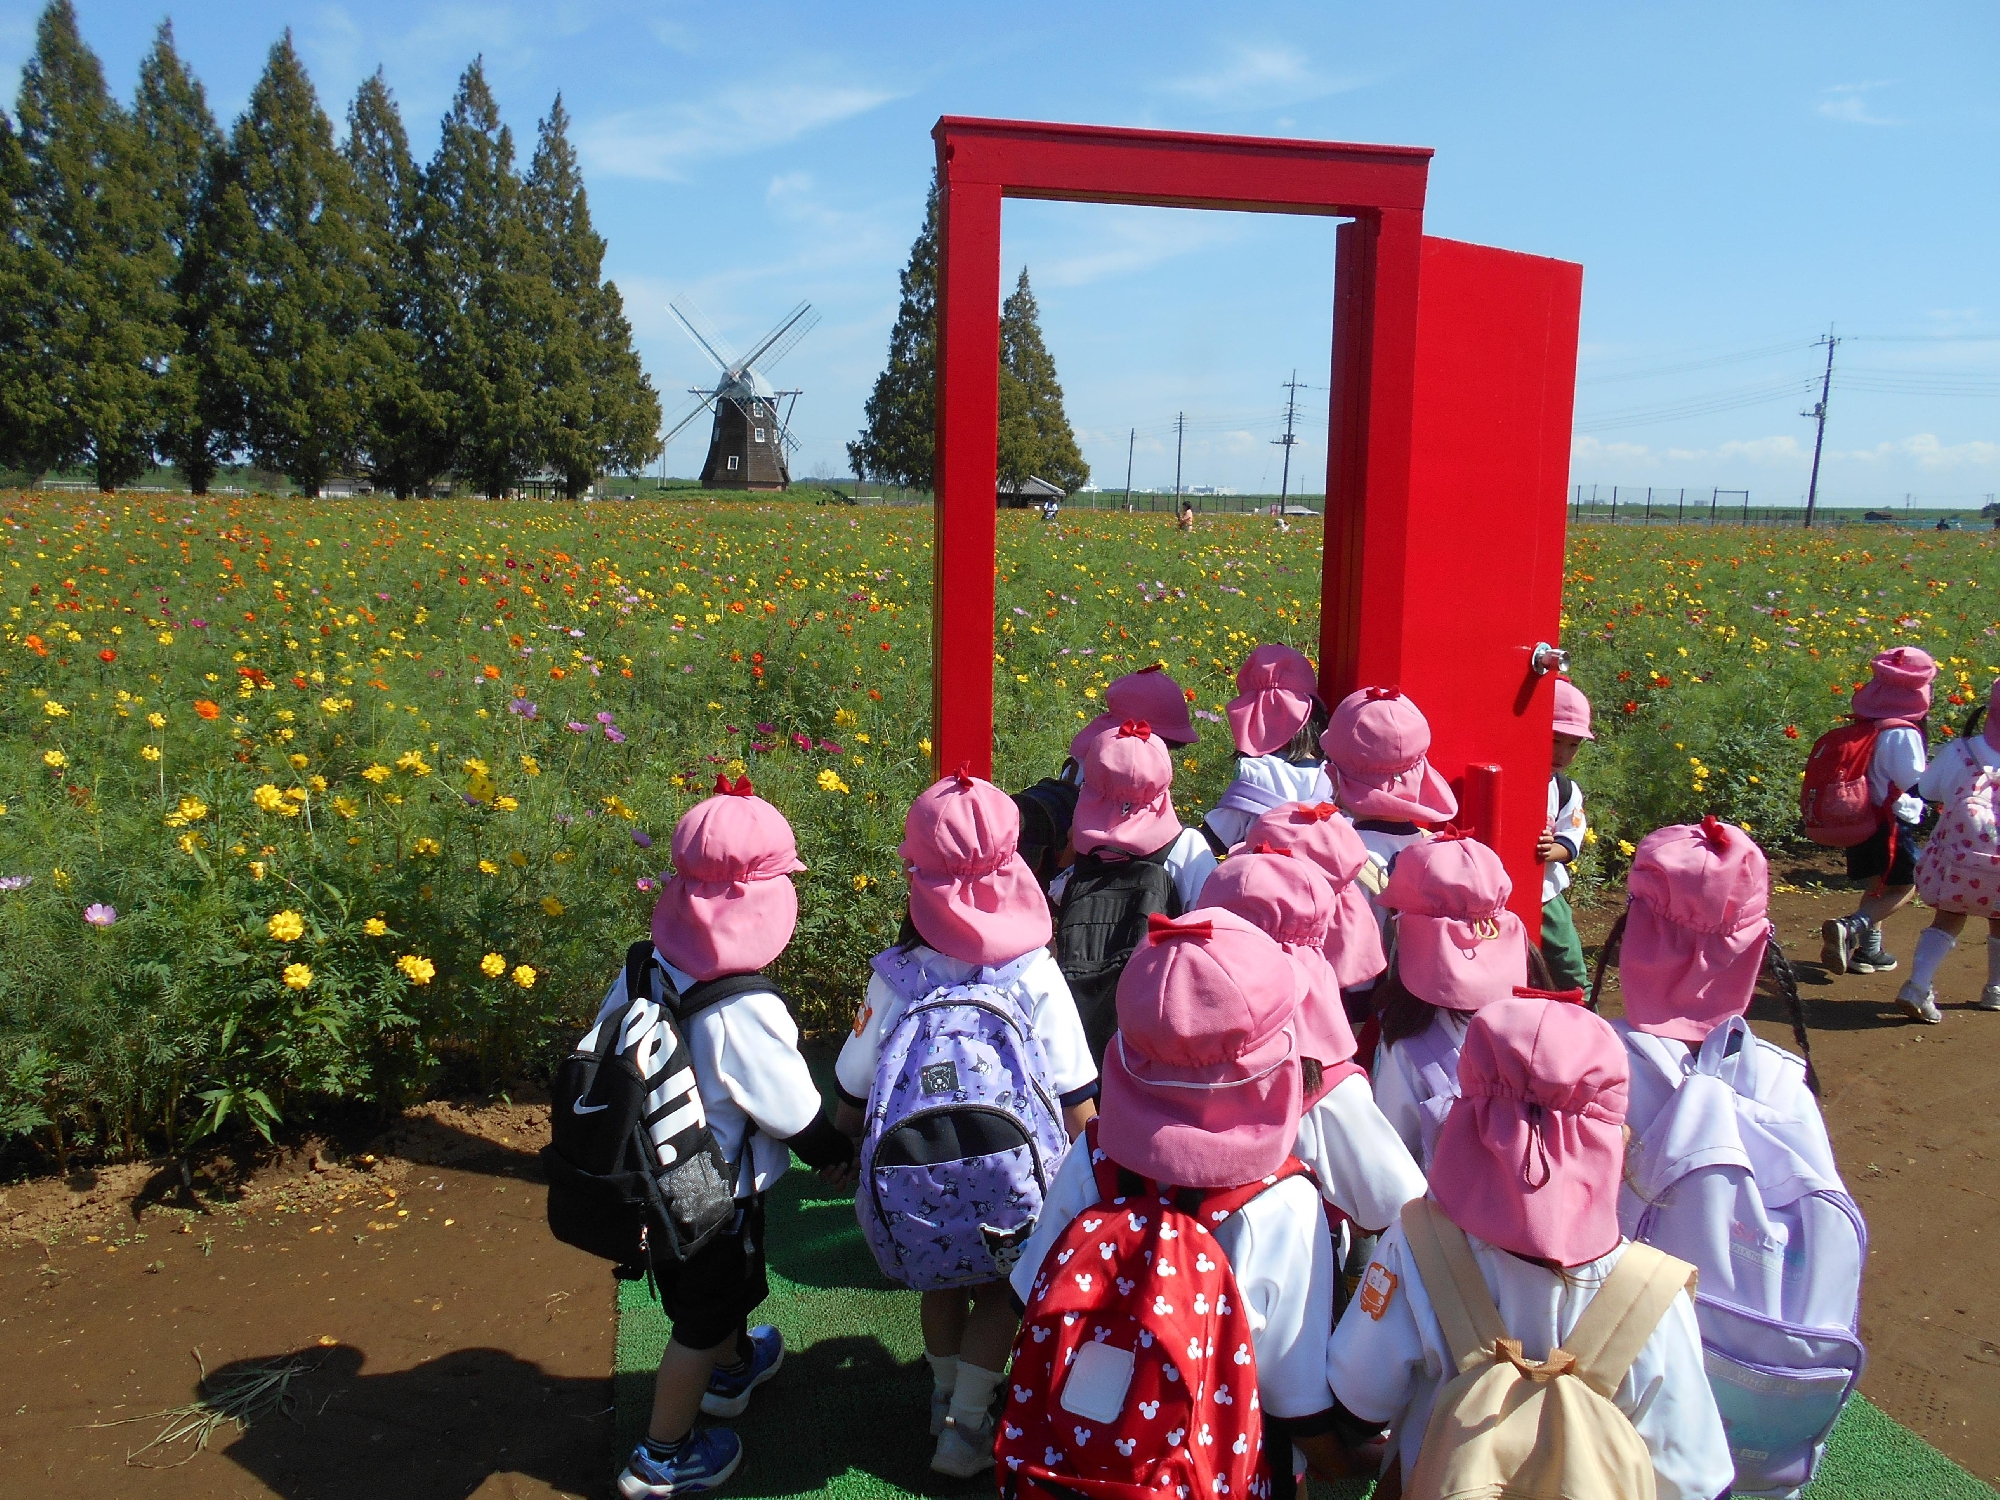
1800, 1393, 1996, 1498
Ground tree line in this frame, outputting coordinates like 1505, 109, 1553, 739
849, 173, 1090, 496
0, 2, 661, 498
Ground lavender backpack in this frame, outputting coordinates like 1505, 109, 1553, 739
1402, 1016, 1462, 1169
857, 949, 1070, 1291
1621, 1016, 1866, 1499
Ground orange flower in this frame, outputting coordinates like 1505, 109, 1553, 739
24, 634, 47, 656
98, 648, 116, 663
194, 699, 221, 720
483, 664, 500, 680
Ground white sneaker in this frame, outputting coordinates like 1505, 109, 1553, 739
931, 1416, 996, 1478
930, 1386, 952, 1437
1896, 983, 1943, 1025
1974, 986, 2000, 1012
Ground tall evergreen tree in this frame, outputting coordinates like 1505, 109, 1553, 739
417, 60, 547, 498
135, 20, 229, 494
206, 34, 377, 496
848, 171, 937, 490
998, 268, 1088, 493
524, 95, 659, 498
344, 70, 441, 497
0, 1, 174, 490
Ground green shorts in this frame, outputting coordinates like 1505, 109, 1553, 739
1541, 891, 1589, 991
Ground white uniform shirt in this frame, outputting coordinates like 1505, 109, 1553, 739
1011, 1141, 1339, 1421
1203, 756, 1335, 852
1293, 1072, 1427, 1233
587, 952, 822, 1199
1046, 826, 1218, 912
1326, 1216, 1734, 1500
1916, 729, 2000, 800
1371, 1009, 1470, 1168
835, 945, 1098, 1107
1869, 725, 1927, 824
1542, 775, 1587, 903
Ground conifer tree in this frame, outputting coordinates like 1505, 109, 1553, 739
417, 60, 547, 497
0, 1, 174, 490
524, 95, 659, 498
848, 171, 937, 490
345, 70, 441, 496
999, 268, 1088, 493
207, 34, 377, 495
135, 20, 229, 494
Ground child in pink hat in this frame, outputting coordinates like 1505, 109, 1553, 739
1537, 678, 1594, 991
834, 769, 1099, 1478
1065, 664, 1200, 767
1200, 643, 1334, 853
1055, 722, 1220, 1059
1008, 909, 1349, 1469
1908, 678, 2000, 1016
1320, 687, 1458, 931
1821, 645, 1937, 991
608, 778, 854, 1499
1369, 833, 1538, 1168
1200, 853, 1424, 1238
1239, 801, 1389, 999
1328, 993, 1731, 1500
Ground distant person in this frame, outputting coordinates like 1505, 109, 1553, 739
1906, 680, 2000, 1016
1537, 678, 1593, 989
1178, 499, 1195, 530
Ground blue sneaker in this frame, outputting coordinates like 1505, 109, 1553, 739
616, 1428, 743, 1498
700, 1325, 784, 1418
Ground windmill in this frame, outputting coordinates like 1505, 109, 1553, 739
661, 298, 819, 490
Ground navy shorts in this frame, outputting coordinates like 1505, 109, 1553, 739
1846, 819, 1917, 888
648, 1195, 767, 1351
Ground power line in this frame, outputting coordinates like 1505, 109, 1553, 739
1573, 376, 1820, 433
1577, 339, 1815, 385
1273, 370, 1303, 504
1802, 331, 1838, 529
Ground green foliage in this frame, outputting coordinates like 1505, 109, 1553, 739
848, 173, 938, 489
998, 268, 1089, 494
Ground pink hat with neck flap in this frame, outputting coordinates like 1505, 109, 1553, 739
1429, 992, 1629, 1267
1226, 643, 1320, 758
1619, 817, 1770, 1045
900, 767, 1052, 967
1099, 908, 1305, 1188
1553, 678, 1595, 741
1238, 802, 1387, 989
1322, 686, 1459, 825
652, 777, 807, 980
1069, 666, 1198, 760
1851, 646, 1936, 721
1381, 832, 1528, 1012
1073, 720, 1183, 857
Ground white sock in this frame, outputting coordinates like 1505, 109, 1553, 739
926, 1352, 959, 1398
1910, 927, 1956, 992
1987, 936, 2000, 989
950, 1360, 1005, 1429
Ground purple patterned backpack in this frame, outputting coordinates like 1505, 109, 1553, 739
857, 949, 1071, 1290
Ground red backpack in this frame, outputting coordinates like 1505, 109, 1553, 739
1799, 718, 1913, 847
997, 1120, 1308, 1500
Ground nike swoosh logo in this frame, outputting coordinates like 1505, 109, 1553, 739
573, 1096, 610, 1115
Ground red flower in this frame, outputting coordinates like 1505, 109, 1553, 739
98, 648, 116, 663
193, 699, 220, 720
1784, 725, 1800, 739
1652, 674, 1673, 690
1622, 701, 1639, 715
1616, 669, 1633, 682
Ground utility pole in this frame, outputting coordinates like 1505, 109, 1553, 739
1801, 330, 1839, 529
1123, 428, 1135, 510
1272, 370, 1303, 505
1173, 412, 1186, 508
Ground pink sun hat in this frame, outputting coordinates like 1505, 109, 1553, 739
1100, 908, 1305, 1188
1198, 853, 1358, 1102
652, 777, 807, 980
1429, 992, 1630, 1267
1226, 643, 1321, 758
899, 767, 1053, 967
1553, 678, 1595, 741
1321, 686, 1459, 825
1619, 817, 1770, 1045
1072, 721, 1182, 857
1851, 645, 1937, 721
1381, 833, 1528, 1012
1239, 802, 1388, 989
1068, 666, 1198, 760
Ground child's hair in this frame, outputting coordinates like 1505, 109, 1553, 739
1963, 701, 1988, 743
1280, 697, 1332, 766
1300, 1056, 1322, 1096
894, 905, 927, 954
1588, 911, 1819, 1097
1377, 932, 1552, 1045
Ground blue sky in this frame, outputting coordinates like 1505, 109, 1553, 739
5, 1, 1997, 505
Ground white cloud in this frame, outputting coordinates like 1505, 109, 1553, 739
1165, 44, 1365, 110
580, 81, 900, 181
1574, 433, 1809, 470
1835, 434, 2000, 471
1023, 205, 1242, 289
1817, 81, 1899, 126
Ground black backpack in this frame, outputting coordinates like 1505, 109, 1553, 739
542, 940, 768, 1275
1013, 775, 1082, 890
1054, 844, 1183, 1065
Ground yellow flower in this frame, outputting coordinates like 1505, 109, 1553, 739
177, 831, 204, 854
508, 850, 528, 867
493, 795, 519, 812
282, 962, 313, 991
43, 749, 67, 769
319, 696, 346, 714
541, 895, 565, 917
479, 858, 500, 875
361, 764, 392, 784
268, 909, 305, 942
918, 737, 932, 758
249, 860, 267, 880
817, 768, 850, 795
395, 750, 432, 776
480, 952, 507, 977
310, 774, 328, 792
833, 707, 858, 728
1617, 839, 1637, 857
397, 953, 435, 985
519, 755, 541, 777
156, 631, 173, 645
52, 867, 69, 888
852, 873, 873, 892
465, 773, 497, 803
363, 917, 389, 937
146, 711, 165, 729
141, 744, 162, 762
512, 964, 537, 989
42, 700, 67, 718
253, 783, 286, 812
332, 795, 359, 818
1083, 687, 1098, 700
462, 757, 490, 777
411, 837, 441, 857
289, 752, 310, 770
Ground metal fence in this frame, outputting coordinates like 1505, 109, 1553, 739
1571, 485, 1754, 526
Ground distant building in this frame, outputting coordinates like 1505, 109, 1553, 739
1863, 510, 1895, 523
998, 475, 1066, 508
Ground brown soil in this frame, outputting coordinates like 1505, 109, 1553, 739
1, 876, 1996, 1497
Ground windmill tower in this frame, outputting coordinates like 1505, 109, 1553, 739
662, 299, 819, 490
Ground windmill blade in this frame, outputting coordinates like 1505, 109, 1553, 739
661, 392, 715, 446
736, 302, 817, 375
754, 306, 820, 376
668, 297, 737, 373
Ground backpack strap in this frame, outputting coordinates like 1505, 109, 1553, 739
1553, 1242, 1698, 1400
1185, 1157, 1311, 1226
624, 940, 657, 1008
674, 970, 780, 1020
1197, 818, 1230, 859
1553, 771, 1576, 813
1399, 1198, 1508, 1375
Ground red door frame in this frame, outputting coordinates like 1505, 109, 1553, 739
930, 116, 1578, 925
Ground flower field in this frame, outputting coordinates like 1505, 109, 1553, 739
2, 494, 1997, 1165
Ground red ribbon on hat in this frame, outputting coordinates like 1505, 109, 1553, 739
711, 774, 755, 797
1147, 912, 1213, 944
1364, 685, 1404, 701
1296, 802, 1342, 822
1699, 814, 1731, 848
1137, 662, 1165, 674
1430, 825, 1474, 844
1118, 719, 1153, 740
952, 759, 975, 789
1250, 842, 1294, 858
1513, 985, 1588, 1005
